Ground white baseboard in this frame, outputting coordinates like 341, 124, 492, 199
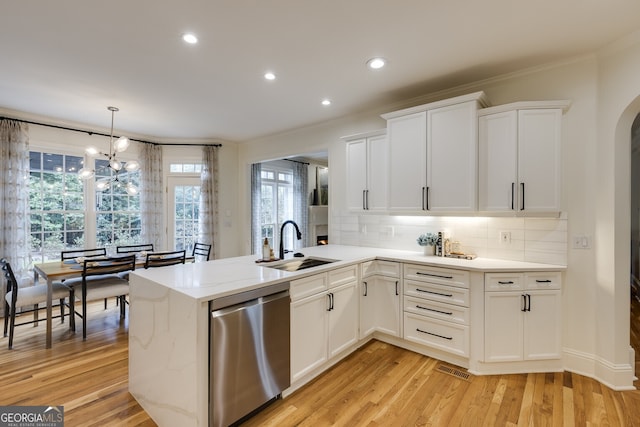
563, 347, 636, 391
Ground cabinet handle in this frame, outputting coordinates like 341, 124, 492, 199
363, 281, 368, 297
526, 294, 531, 312
521, 294, 527, 312
416, 328, 453, 340
426, 186, 430, 210
395, 280, 399, 296
535, 279, 552, 283
498, 281, 514, 285
366, 190, 369, 210
416, 271, 453, 280
421, 187, 426, 210
416, 305, 452, 316
520, 182, 525, 211
511, 182, 515, 210
416, 288, 453, 298
362, 190, 366, 210
327, 293, 334, 311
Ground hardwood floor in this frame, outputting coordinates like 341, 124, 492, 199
1, 299, 639, 426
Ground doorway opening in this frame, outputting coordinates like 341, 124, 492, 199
630, 112, 640, 385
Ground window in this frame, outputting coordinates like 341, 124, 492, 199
29, 151, 85, 262
260, 166, 293, 252
170, 162, 202, 173
95, 159, 142, 249
167, 164, 203, 253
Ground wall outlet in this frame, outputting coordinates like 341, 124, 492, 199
499, 231, 511, 244
572, 235, 591, 249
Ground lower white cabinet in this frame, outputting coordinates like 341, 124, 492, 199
360, 260, 401, 338
290, 266, 359, 383
484, 272, 562, 362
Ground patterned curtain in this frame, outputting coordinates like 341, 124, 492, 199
139, 143, 164, 250
199, 146, 219, 259
292, 162, 309, 248
0, 119, 30, 316
250, 163, 262, 255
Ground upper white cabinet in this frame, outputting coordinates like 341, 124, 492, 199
382, 92, 488, 212
478, 101, 570, 214
344, 131, 388, 211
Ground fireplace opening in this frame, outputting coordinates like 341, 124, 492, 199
316, 235, 328, 246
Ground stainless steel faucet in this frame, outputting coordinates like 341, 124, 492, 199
279, 220, 302, 260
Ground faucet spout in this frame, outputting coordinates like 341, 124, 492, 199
279, 220, 302, 260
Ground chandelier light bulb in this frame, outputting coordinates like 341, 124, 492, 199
109, 158, 123, 171
96, 179, 110, 191
85, 146, 100, 157
78, 168, 95, 180
124, 160, 140, 172
113, 136, 130, 153
125, 182, 139, 196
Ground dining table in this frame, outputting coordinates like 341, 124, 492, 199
33, 254, 194, 348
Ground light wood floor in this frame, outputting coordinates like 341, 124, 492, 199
0, 299, 639, 426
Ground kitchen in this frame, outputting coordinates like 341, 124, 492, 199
2, 1, 640, 426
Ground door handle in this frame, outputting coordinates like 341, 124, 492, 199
425, 186, 430, 210
520, 182, 525, 211
363, 281, 368, 297
395, 281, 399, 296
362, 190, 366, 210
421, 187, 426, 210
511, 182, 515, 210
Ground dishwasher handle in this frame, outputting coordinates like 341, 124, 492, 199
211, 289, 290, 317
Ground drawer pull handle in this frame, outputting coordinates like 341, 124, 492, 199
416, 288, 453, 298
535, 280, 552, 283
416, 272, 454, 280
416, 328, 453, 340
395, 280, 399, 296
498, 281, 514, 285
363, 281, 368, 297
416, 305, 452, 316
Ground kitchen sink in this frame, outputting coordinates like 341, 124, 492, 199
264, 257, 338, 272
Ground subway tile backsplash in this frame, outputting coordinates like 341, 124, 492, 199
330, 213, 567, 265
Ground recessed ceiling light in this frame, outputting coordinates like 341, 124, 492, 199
367, 57, 386, 70
182, 33, 198, 44
322, 99, 331, 106
264, 72, 276, 81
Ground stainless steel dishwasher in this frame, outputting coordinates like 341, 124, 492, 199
210, 282, 290, 427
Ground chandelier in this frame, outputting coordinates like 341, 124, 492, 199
78, 106, 140, 196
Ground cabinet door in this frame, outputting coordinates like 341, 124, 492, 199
387, 112, 427, 211
427, 101, 478, 211
346, 138, 367, 210
359, 278, 376, 338
478, 110, 518, 211
373, 276, 401, 337
517, 109, 562, 212
367, 134, 388, 210
484, 292, 524, 362
291, 292, 329, 382
328, 281, 359, 358
523, 290, 562, 360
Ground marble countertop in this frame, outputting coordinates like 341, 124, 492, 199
129, 244, 566, 302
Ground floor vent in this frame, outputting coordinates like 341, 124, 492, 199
436, 364, 472, 381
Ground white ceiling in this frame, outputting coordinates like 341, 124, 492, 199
2, 0, 640, 143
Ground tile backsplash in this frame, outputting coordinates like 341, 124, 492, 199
330, 213, 567, 265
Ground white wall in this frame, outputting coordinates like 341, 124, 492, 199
237, 38, 640, 388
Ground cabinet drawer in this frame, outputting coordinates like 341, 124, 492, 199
485, 273, 524, 291
329, 265, 358, 289
404, 279, 469, 307
404, 296, 469, 325
403, 313, 469, 357
404, 264, 469, 289
290, 273, 327, 301
361, 260, 400, 278
525, 272, 561, 290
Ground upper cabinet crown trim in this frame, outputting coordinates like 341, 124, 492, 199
381, 91, 489, 120
340, 129, 386, 142
478, 100, 572, 116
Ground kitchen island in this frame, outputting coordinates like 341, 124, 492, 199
128, 244, 564, 427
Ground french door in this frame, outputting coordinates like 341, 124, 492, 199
167, 176, 201, 253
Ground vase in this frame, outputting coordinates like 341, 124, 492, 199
422, 245, 435, 256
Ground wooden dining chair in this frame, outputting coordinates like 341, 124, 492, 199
192, 243, 212, 261
60, 248, 107, 261
144, 250, 186, 268
116, 244, 154, 254
65, 255, 136, 340
2, 258, 71, 349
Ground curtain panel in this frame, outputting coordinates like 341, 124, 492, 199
139, 143, 164, 250
199, 146, 219, 259
250, 163, 262, 255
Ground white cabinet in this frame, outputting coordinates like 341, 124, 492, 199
345, 131, 388, 211
359, 260, 401, 338
383, 92, 487, 212
402, 264, 470, 358
484, 272, 562, 362
290, 265, 359, 383
478, 102, 569, 213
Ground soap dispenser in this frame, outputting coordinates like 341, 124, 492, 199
262, 238, 271, 261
